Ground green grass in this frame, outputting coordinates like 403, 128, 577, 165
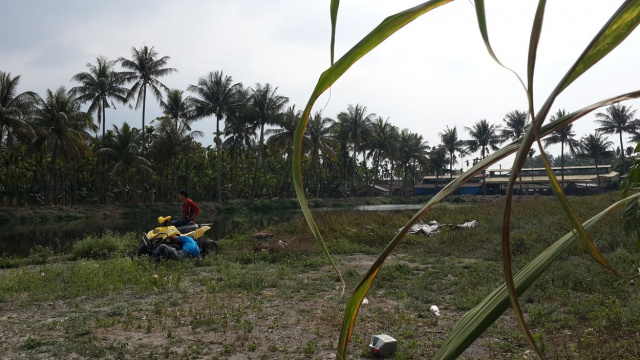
70, 230, 138, 260
1, 193, 639, 359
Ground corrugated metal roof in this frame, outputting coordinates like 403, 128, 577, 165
358, 184, 390, 192
484, 172, 619, 184
414, 183, 480, 188
487, 165, 613, 172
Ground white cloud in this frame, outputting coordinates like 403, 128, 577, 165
0, 0, 638, 162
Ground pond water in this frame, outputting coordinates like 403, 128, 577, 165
0, 203, 425, 257
0, 211, 299, 257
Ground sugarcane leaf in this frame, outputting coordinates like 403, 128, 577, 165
538, 138, 619, 276
559, 1, 640, 92
496, 1, 547, 357
292, 0, 455, 354
330, 0, 340, 65
296, 0, 640, 357
464, 4, 640, 358
474, 0, 527, 93
336, 90, 640, 359
503, 0, 640, 293
433, 192, 640, 360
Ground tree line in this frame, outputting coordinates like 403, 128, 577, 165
1, 45, 639, 205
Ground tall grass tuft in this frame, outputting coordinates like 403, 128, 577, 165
70, 230, 138, 260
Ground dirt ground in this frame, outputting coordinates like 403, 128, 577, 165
0, 254, 513, 360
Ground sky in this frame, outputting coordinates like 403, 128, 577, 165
1, 0, 639, 170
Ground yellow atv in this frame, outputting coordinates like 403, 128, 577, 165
137, 216, 218, 257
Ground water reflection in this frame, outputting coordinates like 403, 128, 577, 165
0, 203, 425, 257
353, 204, 423, 211
0, 211, 297, 257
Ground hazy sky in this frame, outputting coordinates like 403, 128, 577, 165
1, 0, 639, 169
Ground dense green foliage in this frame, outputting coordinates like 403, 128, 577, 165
1, 47, 636, 206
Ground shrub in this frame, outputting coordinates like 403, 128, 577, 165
70, 231, 138, 260
29, 245, 54, 264
308, 198, 327, 208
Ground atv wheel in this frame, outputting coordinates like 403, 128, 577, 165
201, 240, 218, 256
137, 244, 149, 256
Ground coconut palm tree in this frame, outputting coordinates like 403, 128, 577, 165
158, 89, 194, 125
500, 111, 530, 193
365, 116, 399, 186
427, 145, 449, 179
501, 110, 529, 142
579, 131, 614, 187
337, 104, 375, 188
119, 46, 176, 134
152, 116, 203, 198
398, 129, 429, 194
32, 87, 96, 204
465, 119, 503, 194
248, 83, 288, 200
331, 118, 352, 183
69, 56, 129, 138
439, 126, 467, 179
188, 70, 243, 201
223, 88, 254, 198
307, 111, 338, 197
97, 122, 152, 201
266, 105, 309, 197
0, 71, 38, 146
594, 103, 639, 172
542, 109, 581, 189
465, 119, 503, 159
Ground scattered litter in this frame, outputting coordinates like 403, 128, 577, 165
405, 220, 478, 236
457, 220, 478, 228
251, 232, 273, 240
430, 305, 441, 316
362, 297, 369, 305
408, 221, 441, 236
253, 240, 287, 253
369, 334, 397, 357
630, 280, 635, 286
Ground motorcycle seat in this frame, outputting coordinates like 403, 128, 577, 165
176, 224, 198, 233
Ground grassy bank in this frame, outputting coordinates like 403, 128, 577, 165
0, 195, 434, 225
214, 195, 438, 213
1, 193, 639, 359
0, 202, 179, 224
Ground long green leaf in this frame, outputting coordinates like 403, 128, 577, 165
336, 91, 640, 358
291, 0, 454, 354
330, 0, 340, 65
295, 0, 640, 358
474, 2, 640, 358
500, 0, 640, 290
496, 1, 547, 357
485, 1, 640, 357
474, 0, 527, 93
433, 192, 640, 359
560, 1, 640, 92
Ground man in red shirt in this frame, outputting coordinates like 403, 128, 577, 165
171, 190, 200, 227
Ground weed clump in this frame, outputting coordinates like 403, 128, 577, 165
70, 231, 138, 260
